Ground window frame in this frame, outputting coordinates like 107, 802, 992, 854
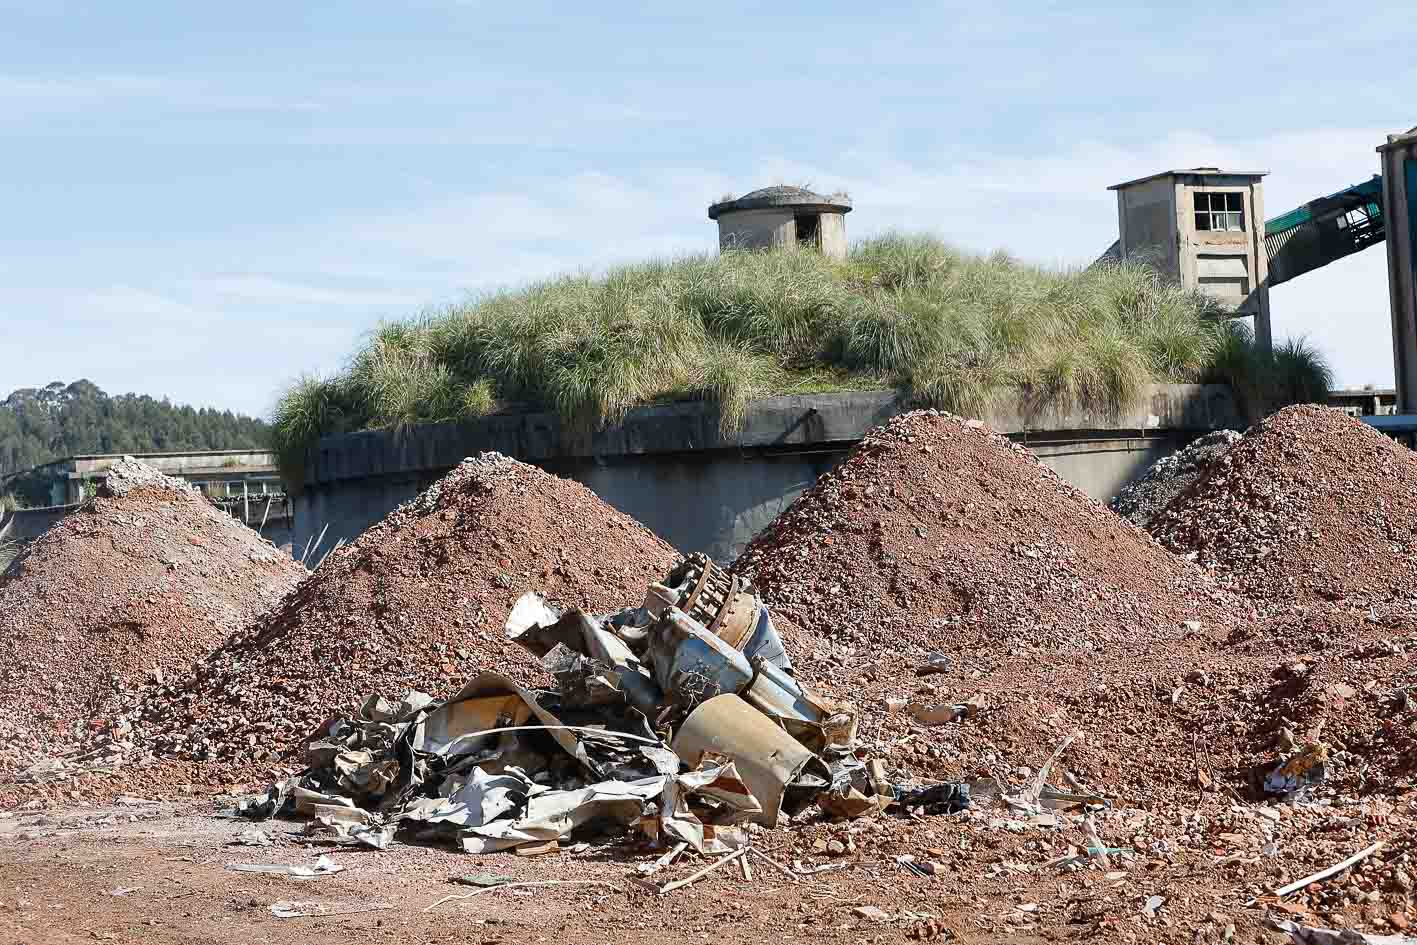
1193, 191, 1246, 233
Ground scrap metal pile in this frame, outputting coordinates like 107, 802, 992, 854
238, 555, 917, 855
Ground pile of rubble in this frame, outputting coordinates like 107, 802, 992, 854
0, 457, 305, 770
736, 411, 1234, 659
236, 554, 931, 857
1111, 429, 1241, 529
1200, 601, 1417, 796
1155, 405, 1417, 605
732, 410, 1251, 802
124, 454, 680, 785
226, 551, 1417, 937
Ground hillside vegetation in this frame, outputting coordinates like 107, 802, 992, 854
272, 234, 1328, 480
1, 380, 269, 506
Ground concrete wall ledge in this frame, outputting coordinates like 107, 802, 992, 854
306, 384, 1240, 487
0, 502, 82, 543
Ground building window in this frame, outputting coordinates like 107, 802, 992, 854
1194, 192, 1245, 232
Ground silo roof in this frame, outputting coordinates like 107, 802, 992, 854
708, 186, 852, 220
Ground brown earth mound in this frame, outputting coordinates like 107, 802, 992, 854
126, 453, 680, 785
1154, 405, 1417, 605
735, 409, 1235, 664
734, 410, 1254, 804
0, 458, 305, 767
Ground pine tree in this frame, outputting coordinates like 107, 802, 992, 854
0, 381, 269, 504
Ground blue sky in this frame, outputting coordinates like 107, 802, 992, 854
4, 1, 1413, 416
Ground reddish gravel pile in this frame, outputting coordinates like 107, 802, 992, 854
736, 409, 1235, 662
734, 410, 1253, 803
127, 453, 679, 784
1154, 405, 1417, 605
0, 459, 305, 767
1202, 601, 1417, 794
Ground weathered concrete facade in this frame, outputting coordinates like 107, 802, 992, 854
4, 449, 293, 551
293, 386, 1242, 562
709, 186, 851, 260
1111, 169, 1273, 351
1380, 130, 1417, 413
26, 449, 281, 506
0, 503, 78, 543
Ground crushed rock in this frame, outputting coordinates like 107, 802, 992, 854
123, 453, 680, 787
1111, 429, 1240, 529
733, 410, 1250, 804
0, 458, 305, 771
1155, 405, 1417, 605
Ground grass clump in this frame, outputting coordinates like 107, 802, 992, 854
1203, 322, 1335, 422
271, 234, 1312, 482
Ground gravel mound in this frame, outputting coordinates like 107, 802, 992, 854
128, 453, 680, 784
1199, 601, 1417, 795
736, 410, 1233, 660
1154, 405, 1417, 605
0, 458, 306, 767
101, 456, 197, 497
733, 410, 1249, 804
1110, 429, 1240, 528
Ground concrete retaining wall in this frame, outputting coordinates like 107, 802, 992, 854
293, 385, 1242, 562
0, 503, 82, 573
1, 503, 80, 542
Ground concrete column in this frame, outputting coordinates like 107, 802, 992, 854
1250, 181, 1273, 357
1380, 133, 1417, 413
1252, 286, 1274, 355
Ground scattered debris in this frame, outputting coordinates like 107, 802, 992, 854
424, 880, 620, 913
450, 873, 514, 888
915, 652, 953, 677
1271, 918, 1417, 945
660, 849, 746, 894
1265, 743, 1330, 797
1275, 841, 1385, 898
269, 899, 394, 919
228, 827, 272, 847
236, 556, 909, 859
226, 855, 345, 879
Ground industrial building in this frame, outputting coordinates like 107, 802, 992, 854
1108, 168, 1273, 351
0, 449, 292, 550
1380, 129, 1417, 414
708, 186, 852, 260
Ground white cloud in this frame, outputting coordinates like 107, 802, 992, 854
349, 168, 731, 289
183, 275, 421, 309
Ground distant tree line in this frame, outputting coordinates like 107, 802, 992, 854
1, 380, 268, 506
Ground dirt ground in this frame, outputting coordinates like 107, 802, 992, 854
0, 799, 1040, 945
4, 789, 1411, 945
